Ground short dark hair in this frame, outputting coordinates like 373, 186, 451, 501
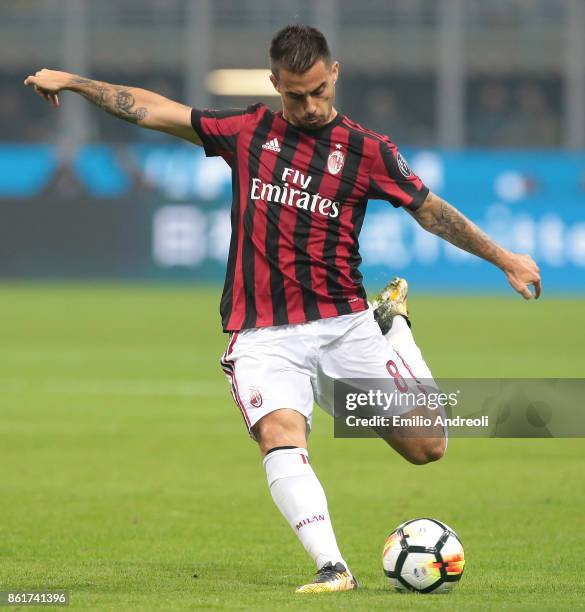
269, 24, 331, 78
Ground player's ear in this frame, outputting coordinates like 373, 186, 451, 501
330, 61, 340, 84
269, 72, 280, 93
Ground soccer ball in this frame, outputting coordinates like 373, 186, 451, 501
382, 518, 465, 593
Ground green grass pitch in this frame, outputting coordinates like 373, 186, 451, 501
1, 284, 584, 610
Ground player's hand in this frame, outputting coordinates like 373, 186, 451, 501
23, 69, 72, 107
502, 253, 542, 300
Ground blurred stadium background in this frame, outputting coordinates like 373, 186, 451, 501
1, 0, 585, 293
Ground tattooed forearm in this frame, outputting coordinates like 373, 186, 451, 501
67, 76, 148, 124
409, 192, 509, 268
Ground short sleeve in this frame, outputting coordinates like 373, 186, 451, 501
368, 141, 429, 209
191, 103, 263, 161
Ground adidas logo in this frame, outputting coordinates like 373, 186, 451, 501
262, 137, 281, 152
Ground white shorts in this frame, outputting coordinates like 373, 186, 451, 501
219, 308, 434, 437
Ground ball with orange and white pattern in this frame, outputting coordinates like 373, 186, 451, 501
382, 518, 465, 593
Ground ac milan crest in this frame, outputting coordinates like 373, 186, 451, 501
249, 387, 263, 408
397, 152, 413, 178
327, 146, 345, 175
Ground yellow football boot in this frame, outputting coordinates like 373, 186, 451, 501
371, 276, 409, 334
296, 562, 358, 594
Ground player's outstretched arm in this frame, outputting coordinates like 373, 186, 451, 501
408, 191, 542, 299
23, 69, 202, 145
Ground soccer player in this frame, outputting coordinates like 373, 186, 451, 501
24, 24, 541, 594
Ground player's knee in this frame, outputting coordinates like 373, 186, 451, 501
406, 437, 446, 465
253, 409, 307, 455
424, 437, 446, 463
254, 418, 280, 450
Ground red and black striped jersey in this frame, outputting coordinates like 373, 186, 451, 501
191, 103, 429, 332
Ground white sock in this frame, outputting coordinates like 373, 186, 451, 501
263, 447, 348, 571
385, 315, 431, 380
386, 316, 448, 447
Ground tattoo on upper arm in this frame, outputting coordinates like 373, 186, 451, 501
410, 192, 503, 265
69, 76, 148, 124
